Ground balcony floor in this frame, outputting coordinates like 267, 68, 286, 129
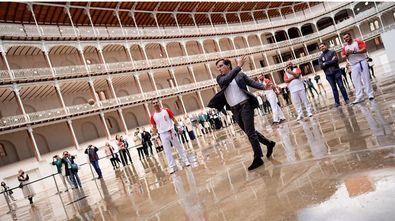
1, 51, 395, 221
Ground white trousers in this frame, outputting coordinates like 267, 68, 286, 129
290, 89, 312, 118
351, 60, 374, 100
159, 130, 189, 169
265, 90, 285, 122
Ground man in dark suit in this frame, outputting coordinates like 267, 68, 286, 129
208, 56, 276, 170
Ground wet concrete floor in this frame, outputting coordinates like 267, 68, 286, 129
1, 55, 395, 221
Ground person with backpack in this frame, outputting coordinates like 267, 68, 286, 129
62, 151, 82, 189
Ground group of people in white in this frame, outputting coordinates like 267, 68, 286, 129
255, 32, 375, 125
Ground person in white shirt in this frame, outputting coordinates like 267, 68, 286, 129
260, 74, 286, 125
150, 99, 190, 174
341, 32, 374, 104
284, 61, 313, 121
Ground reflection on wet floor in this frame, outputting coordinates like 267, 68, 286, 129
2, 65, 395, 221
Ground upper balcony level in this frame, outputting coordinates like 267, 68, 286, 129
1, 20, 392, 133
1, 2, 394, 85
1, 2, 391, 41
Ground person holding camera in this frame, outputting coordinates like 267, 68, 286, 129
17, 169, 35, 205
85, 145, 103, 179
150, 99, 190, 174
61, 151, 82, 189
284, 61, 313, 121
1, 181, 16, 202
52, 155, 72, 191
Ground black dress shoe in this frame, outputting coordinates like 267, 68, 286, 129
248, 157, 264, 171
266, 141, 276, 158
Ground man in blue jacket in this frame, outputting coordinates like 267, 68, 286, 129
318, 42, 349, 107
208, 56, 275, 170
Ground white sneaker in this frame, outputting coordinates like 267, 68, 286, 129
308, 113, 313, 117
352, 98, 364, 104
183, 161, 191, 167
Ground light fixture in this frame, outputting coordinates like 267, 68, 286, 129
356, 8, 360, 11
86, 59, 91, 64
365, 2, 368, 6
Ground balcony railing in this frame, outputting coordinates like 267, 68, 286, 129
0, 2, 353, 40
0, 49, 325, 130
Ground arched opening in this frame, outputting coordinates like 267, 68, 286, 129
6, 46, 47, 69
354, 2, 375, 16
275, 30, 288, 42
247, 34, 261, 47
219, 38, 234, 51
260, 32, 275, 44
130, 44, 146, 61
185, 96, 200, 112
125, 112, 140, 129
81, 121, 100, 141
288, 27, 301, 39
145, 43, 166, 60
48, 45, 82, 67
301, 23, 316, 36
105, 116, 121, 135
166, 42, 185, 58
202, 39, 219, 53
83, 46, 102, 65
334, 9, 354, 24
316, 17, 335, 31
185, 41, 204, 55
0, 140, 20, 166
30, 133, 50, 154
234, 36, 248, 49
102, 44, 128, 63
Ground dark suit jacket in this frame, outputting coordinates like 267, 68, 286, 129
208, 66, 265, 111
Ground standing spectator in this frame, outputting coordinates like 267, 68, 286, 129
319, 42, 349, 107
62, 151, 82, 189
133, 130, 145, 160
208, 56, 276, 171
284, 61, 313, 121
150, 99, 190, 174
17, 170, 35, 204
152, 133, 163, 153
141, 127, 154, 156
1, 181, 16, 202
52, 155, 72, 191
367, 57, 376, 79
306, 78, 320, 97
116, 135, 129, 166
260, 74, 286, 125
184, 116, 196, 140
341, 32, 374, 103
104, 142, 120, 170
340, 67, 351, 89
314, 74, 325, 94
120, 136, 132, 163
281, 87, 291, 105
85, 145, 103, 179
177, 119, 189, 143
